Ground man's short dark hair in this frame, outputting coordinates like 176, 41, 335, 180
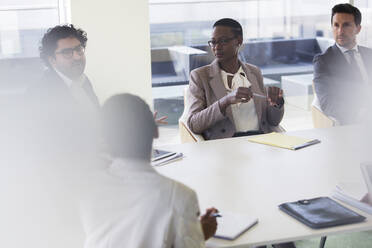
102, 94, 156, 159
213, 18, 243, 38
39, 24, 88, 67
332, 3, 362, 26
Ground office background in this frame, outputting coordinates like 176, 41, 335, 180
1, 0, 372, 137
2, 2, 372, 247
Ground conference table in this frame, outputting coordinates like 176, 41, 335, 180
155, 125, 372, 247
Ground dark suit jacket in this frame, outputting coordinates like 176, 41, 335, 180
27, 68, 99, 108
26, 69, 100, 154
313, 44, 372, 124
187, 59, 284, 140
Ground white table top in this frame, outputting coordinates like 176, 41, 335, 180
155, 125, 372, 247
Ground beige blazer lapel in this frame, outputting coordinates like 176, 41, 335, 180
241, 63, 264, 123
208, 60, 235, 124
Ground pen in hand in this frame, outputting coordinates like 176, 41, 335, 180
253, 93, 267, 99
241, 93, 266, 101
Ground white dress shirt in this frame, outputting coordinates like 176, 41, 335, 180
54, 68, 98, 115
221, 66, 260, 132
336, 43, 369, 84
335, 43, 371, 123
80, 158, 206, 248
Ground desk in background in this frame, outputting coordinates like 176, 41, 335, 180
282, 73, 314, 111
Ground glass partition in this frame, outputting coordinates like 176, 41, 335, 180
149, 0, 350, 129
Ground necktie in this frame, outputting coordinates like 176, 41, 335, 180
346, 50, 364, 83
70, 80, 98, 116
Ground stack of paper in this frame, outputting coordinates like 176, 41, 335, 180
331, 182, 372, 215
151, 149, 183, 166
214, 212, 258, 240
247, 132, 320, 150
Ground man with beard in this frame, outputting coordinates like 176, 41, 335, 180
19, 25, 99, 248
28, 24, 99, 116
28, 24, 167, 126
27, 24, 166, 153
26, 24, 101, 157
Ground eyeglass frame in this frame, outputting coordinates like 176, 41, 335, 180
55, 44, 85, 59
207, 36, 237, 47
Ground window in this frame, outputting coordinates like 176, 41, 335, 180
149, 0, 350, 129
354, 0, 372, 47
1, 0, 69, 93
0, 0, 69, 59
149, 0, 346, 48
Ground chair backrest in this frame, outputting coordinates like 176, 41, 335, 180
311, 82, 335, 128
178, 86, 205, 143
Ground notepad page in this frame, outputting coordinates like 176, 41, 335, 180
247, 132, 315, 150
214, 212, 258, 240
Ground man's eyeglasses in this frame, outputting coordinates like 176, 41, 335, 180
208, 37, 236, 47
55, 45, 85, 59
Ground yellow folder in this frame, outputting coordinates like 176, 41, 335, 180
247, 132, 320, 150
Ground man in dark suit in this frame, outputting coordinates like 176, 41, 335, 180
28, 24, 167, 126
26, 24, 101, 155
28, 24, 99, 115
313, 3, 372, 125
27, 24, 167, 153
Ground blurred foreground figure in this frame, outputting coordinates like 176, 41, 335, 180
81, 93, 218, 248
1, 96, 90, 248
313, 3, 372, 125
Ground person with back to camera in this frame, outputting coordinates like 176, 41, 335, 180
81, 93, 219, 248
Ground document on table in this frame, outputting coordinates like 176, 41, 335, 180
332, 182, 372, 215
151, 149, 183, 167
247, 132, 320, 150
151, 149, 176, 162
214, 212, 258, 240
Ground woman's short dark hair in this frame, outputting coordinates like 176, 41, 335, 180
213, 18, 243, 39
39, 24, 88, 67
332, 3, 362, 26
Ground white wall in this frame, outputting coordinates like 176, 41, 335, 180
70, 0, 152, 105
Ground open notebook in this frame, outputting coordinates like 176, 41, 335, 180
214, 212, 258, 240
247, 132, 320, 150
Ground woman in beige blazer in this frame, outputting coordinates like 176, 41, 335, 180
187, 18, 284, 140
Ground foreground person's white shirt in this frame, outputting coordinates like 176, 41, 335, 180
80, 158, 206, 248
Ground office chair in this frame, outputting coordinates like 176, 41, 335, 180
179, 86, 205, 143
311, 82, 336, 128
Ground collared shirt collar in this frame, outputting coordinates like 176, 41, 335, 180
209, 59, 244, 78
336, 42, 359, 53
53, 67, 86, 88
221, 65, 244, 77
